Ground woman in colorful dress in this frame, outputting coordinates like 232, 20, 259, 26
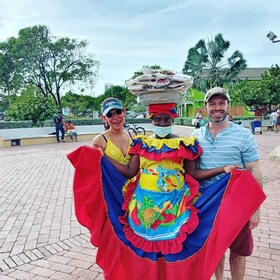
67, 102, 265, 280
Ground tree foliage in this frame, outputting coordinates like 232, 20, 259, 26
61, 85, 137, 117
6, 86, 57, 126
230, 65, 280, 114
102, 85, 137, 109
182, 33, 247, 91
0, 39, 23, 106
0, 25, 99, 108
61, 91, 98, 117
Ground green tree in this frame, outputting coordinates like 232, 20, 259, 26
230, 65, 280, 114
182, 33, 247, 91
61, 91, 98, 117
7, 86, 57, 126
261, 64, 280, 110
0, 39, 22, 107
0, 25, 99, 108
62, 85, 137, 117
103, 85, 137, 109
93, 86, 137, 114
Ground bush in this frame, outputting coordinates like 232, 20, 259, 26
0, 120, 33, 129
43, 118, 104, 127
0, 117, 151, 130
44, 117, 150, 127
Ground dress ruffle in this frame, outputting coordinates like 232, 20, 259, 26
129, 136, 202, 163
120, 173, 200, 254
121, 206, 199, 254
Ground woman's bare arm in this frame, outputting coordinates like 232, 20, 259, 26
105, 154, 140, 178
92, 134, 106, 150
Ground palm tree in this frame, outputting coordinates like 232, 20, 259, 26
182, 33, 247, 92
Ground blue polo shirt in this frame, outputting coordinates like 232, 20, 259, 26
191, 122, 259, 188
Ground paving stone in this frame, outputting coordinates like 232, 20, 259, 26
0, 259, 10, 271
71, 267, 99, 279
50, 271, 79, 280
3, 258, 17, 269
28, 266, 56, 277
7, 270, 35, 280
10, 255, 24, 266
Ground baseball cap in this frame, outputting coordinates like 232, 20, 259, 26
204, 87, 230, 103
101, 98, 123, 116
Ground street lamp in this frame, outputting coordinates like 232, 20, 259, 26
267, 31, 280, 43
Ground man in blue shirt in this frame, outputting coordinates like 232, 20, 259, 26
188, 87, 263, 280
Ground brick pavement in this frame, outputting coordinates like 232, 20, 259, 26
0, 127, 279, 280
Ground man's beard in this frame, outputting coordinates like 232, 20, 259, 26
208, 111, 229, 125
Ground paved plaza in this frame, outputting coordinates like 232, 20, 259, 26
0, 126, 279, 280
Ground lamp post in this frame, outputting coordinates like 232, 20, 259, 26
267, 31, 280, 43
266, 31, 280, 160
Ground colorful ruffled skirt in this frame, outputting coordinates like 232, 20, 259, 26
67, 145, 265, 280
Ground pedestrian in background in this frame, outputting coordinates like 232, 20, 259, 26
54, 111, 65, 143
195, 109, 203, 128
65, 120, 78, 142
270, 110, 277, 130
276, 110, 280, 133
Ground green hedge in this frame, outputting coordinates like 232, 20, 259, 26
174, 118, 193, 126
231, 116, 258, 121
0, 118, 151, 129
0, 120, 33, 129
1, 116, 258, 130
174, 116, 259, 127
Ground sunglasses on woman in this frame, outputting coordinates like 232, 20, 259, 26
106, 109, 123, 118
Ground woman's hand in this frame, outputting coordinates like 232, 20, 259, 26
92, 144, 104, 156
223, 165, 242, 173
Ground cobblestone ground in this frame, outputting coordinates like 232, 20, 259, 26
0, 126, 279, 280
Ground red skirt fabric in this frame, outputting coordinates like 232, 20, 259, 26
67, 146, 266, 280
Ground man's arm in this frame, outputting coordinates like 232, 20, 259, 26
244, 160, 264, 230
184, 159, 240, 180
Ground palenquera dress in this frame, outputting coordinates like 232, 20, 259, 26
120, 136, 201, 255
67, 135, 266, 280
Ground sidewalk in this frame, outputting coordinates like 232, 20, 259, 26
0, 127, 279, 280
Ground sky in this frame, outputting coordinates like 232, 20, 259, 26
0, 0, 279, 96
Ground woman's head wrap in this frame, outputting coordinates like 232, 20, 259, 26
148, 103, 178, 119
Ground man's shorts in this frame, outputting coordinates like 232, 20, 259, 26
230, 222, 253, 256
